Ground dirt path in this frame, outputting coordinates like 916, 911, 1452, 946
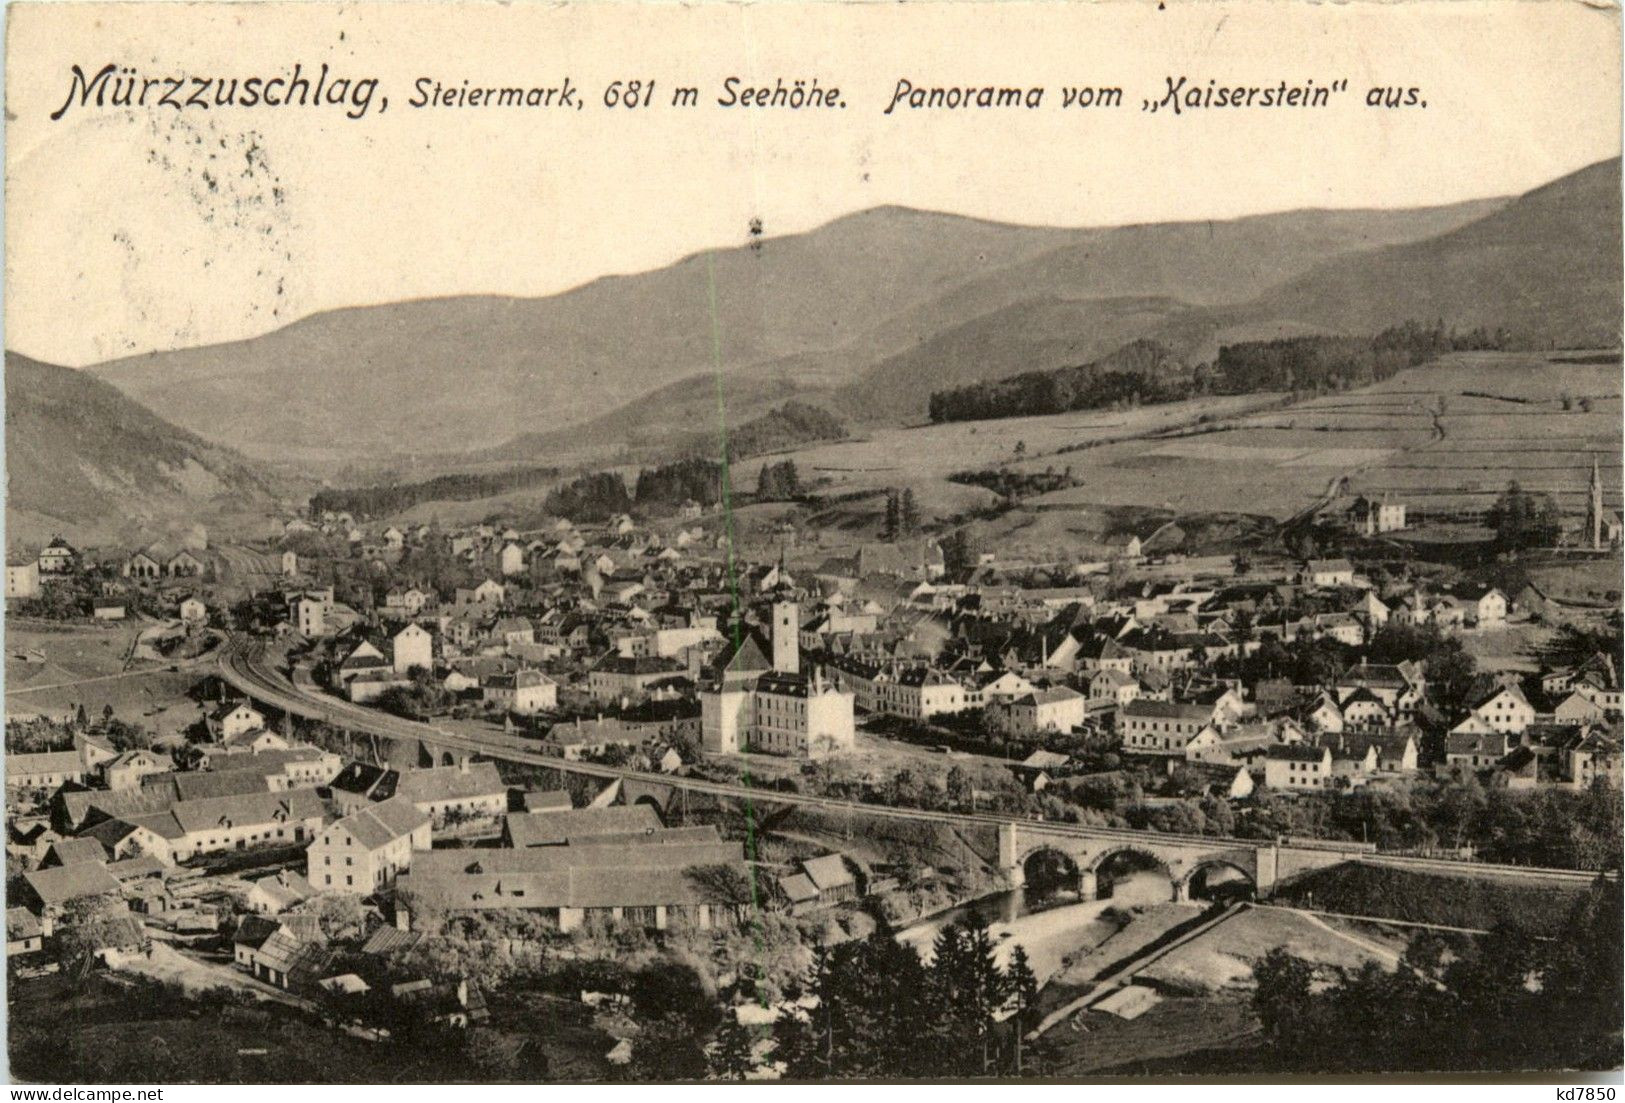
1283, 908, 1402, 967
6, 664, 186, 695
122, 942, 307, 1009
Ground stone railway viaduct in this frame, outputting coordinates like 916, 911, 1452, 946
220, 639, 1606, 903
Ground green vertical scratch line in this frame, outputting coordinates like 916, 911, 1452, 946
707, 252, 770, 1010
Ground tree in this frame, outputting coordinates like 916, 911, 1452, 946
928, 921, 1010, 1074
941, 529, 980, 579
631, 1012, 709, 1080
1006, 943, 1039, 1075
630, 960, 720, 1032
291, 892, 368, 942
756, 461, 801, 501
54, 893, 140, 980
1489, 481, 1541, 549
709, 1017, 757, 1079
1250, 881, 1623, 1072
1253, 947, 1318, 1044
882, 491, 902, 542
900, 488, 921, 536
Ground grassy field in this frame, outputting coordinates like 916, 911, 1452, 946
1458, 621, 1560, 673
342, 348, 1617, 568
721, 348, 1619, 563
6, 619, 140, 681
1136, 905, 1396, 993
1528, 553, 1625, 607
7, 971, 450, 1083
1007, 350, 1619, 520
5, 619, 206, 737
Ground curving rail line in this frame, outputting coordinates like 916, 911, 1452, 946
216, 637, 1608, 888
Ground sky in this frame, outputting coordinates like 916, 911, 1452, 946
4, 0, 1620, 367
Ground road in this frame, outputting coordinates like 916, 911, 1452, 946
216, 637, 1607, 889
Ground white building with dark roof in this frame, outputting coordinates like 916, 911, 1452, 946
1264, 743, 1333, 790
5, 751, 84, 791
306, 796, 430, 892
700, 600, 855, 759
394, 761, 507, 826
396, 836, 751, 933
113, 788, 328, 863
1119, 699, 1222, 756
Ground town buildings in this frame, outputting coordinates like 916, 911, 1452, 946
700, 599, 856, 759
306, 796, 431, 892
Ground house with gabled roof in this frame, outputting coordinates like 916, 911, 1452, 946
41, 837, 108, 869
18, 863, 123, 932
1119, 699, 1222, 756
800, 853, 859, 905
503, 805, 661, 848
394, 842, 752, 934
1264, 743, 1333, 790
996, 685, 1086, 735
167, 549, 206, 577
1469, 684, 1535, 735
1463, 585, 1509, 627
1552, 689, 1607, 727
234, 914, 329, 990
394, 761, 507, 827
1303, 558, 1356, 588
1338, 687, 1391, 730
207, 701, 265, 741
5, 750, 84, 792
246, 870, 319, 915
123, 549, 162, 580
481, 668, 557, 715
113, 788, 327, 864
1566, 729, 1621, 789
1336, 729, 1419, 773
7, 908, 45, 956
306, 795, 430, 892
587, 653, 686, 704
328, 761, 398, 813
1446, 729, 1511, 770
1334, 659, 1426, 723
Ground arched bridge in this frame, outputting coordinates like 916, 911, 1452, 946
999, 821, 1299, 901
219, 637, 1610, 899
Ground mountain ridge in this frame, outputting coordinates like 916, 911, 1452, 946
75, 191, 1517, 466
4, 352, 287, 548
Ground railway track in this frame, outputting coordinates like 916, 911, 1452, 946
215, 638, 1607, 888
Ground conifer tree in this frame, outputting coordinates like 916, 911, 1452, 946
708, 1017, 757, 1080
882, 490, 902, 542
900, 487, 920, 535
1006, 943, 1039, 1075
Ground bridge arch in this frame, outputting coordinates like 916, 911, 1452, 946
1177, 859, 1258, 903
632, 793, 668, 823
1086, 845, 1178, 903
1019, 845, 1082, 896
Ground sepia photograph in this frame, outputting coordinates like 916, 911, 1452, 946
1, 0, 1621, 1086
